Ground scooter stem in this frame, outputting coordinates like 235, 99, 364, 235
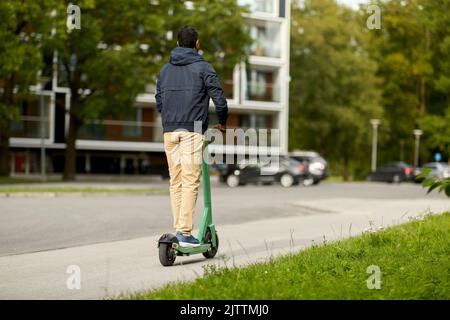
197, 140, 213, 243
202, 140, 212, 209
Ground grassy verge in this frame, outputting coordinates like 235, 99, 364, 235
325, 175, 346, 183
0, 187, 167, 194
0, 177, 49, 185
130, 212, 449, 300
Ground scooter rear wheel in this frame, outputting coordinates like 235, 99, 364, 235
159, 243, 176, 266
202, 229, 219, 259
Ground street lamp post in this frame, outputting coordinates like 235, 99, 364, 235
39, 76, 50, 182
370, 119, 381, 172
399, 139, 405, 162
413, 129, 423, 167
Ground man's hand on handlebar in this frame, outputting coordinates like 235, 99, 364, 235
213, 123, 226, 133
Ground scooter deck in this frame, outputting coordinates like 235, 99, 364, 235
174, 243, 211, 255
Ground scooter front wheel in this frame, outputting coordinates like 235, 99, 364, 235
159, 243, 176, 266
202, 229, 219, 259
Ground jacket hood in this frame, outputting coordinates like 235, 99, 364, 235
169, 47, 204, 66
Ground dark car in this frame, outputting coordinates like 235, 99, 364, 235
367, 162, 415, 183
215, 156, 307, 188
289, 151, 329, 186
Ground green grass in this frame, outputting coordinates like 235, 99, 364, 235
0, 177, 49, 185
0, 187, 167, 194
130, 212, 450, 300
326, 175, 346, 183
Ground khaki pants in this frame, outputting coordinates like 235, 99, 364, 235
164, 131, 204, 236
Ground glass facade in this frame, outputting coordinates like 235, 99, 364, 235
10, 96, 51, 139
210, 113, 278, 147
250, 20, 281, 58
78, 107, 164, 142
238, 114, 272, 129
122, 108, 143, 137
223, 69, 235, 100
245, 67, 280, 102
239, 0, 275, 14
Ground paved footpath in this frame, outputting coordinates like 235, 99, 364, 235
0, 197, 448, 299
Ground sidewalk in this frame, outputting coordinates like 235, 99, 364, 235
0, 198, 448, 299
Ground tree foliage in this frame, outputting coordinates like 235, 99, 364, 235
0, 0, 251, 179
366, 0, 449, 165
418, 107, 450, 158
0, 0, 59, 175
289, 0, 382, 180
289, 0, 450, 180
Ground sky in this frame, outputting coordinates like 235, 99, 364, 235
336, 0, 370, 10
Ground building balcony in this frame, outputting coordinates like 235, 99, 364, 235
10, 94, 52, 140
249, 19, 281, 58
78, 119, 164, 143
245, 66, 280, 103
245, 81, 280, 102
11, 117, 50, 139
239, 0, 276, 15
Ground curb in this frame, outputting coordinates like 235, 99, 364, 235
0, 191, 168, 198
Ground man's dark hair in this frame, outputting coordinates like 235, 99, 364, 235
177, 26, 198, 48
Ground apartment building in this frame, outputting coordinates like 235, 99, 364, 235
9, 0, 291, 176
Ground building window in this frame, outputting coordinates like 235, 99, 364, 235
239, 0, 275, 14
250, 20, 281, 58
279, 0, 285, 17
79, 122, 106, 140
223, 69, 235, 100
245, 67, 280, 102
79, 107, 163, 142
123, 107, 143, 137
238, 114, 272, 129
10, 96, 51, 139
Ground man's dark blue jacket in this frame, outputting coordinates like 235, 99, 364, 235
155, 47, 228, 134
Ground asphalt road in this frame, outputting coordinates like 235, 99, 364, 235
0, 181, 446, 256
0, 181, 448, 299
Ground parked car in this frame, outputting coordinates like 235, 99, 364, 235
415, 162, 450, 182
215, 156, 308, 188
289, 151, 329, 186
367, 162, 415, 183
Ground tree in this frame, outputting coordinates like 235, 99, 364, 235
45, 0, 251, 181
418, 107, 450, 161
45, 0, 162, 180
0, 0, 57, 176
366, 0, 450, 165
419, 0, 450, 114
417, 0, 450, 162
289, 0, 382, 180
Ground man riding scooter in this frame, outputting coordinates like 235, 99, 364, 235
155, 26, 227, 247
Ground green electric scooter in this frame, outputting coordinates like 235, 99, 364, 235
157, 140, 219, 266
